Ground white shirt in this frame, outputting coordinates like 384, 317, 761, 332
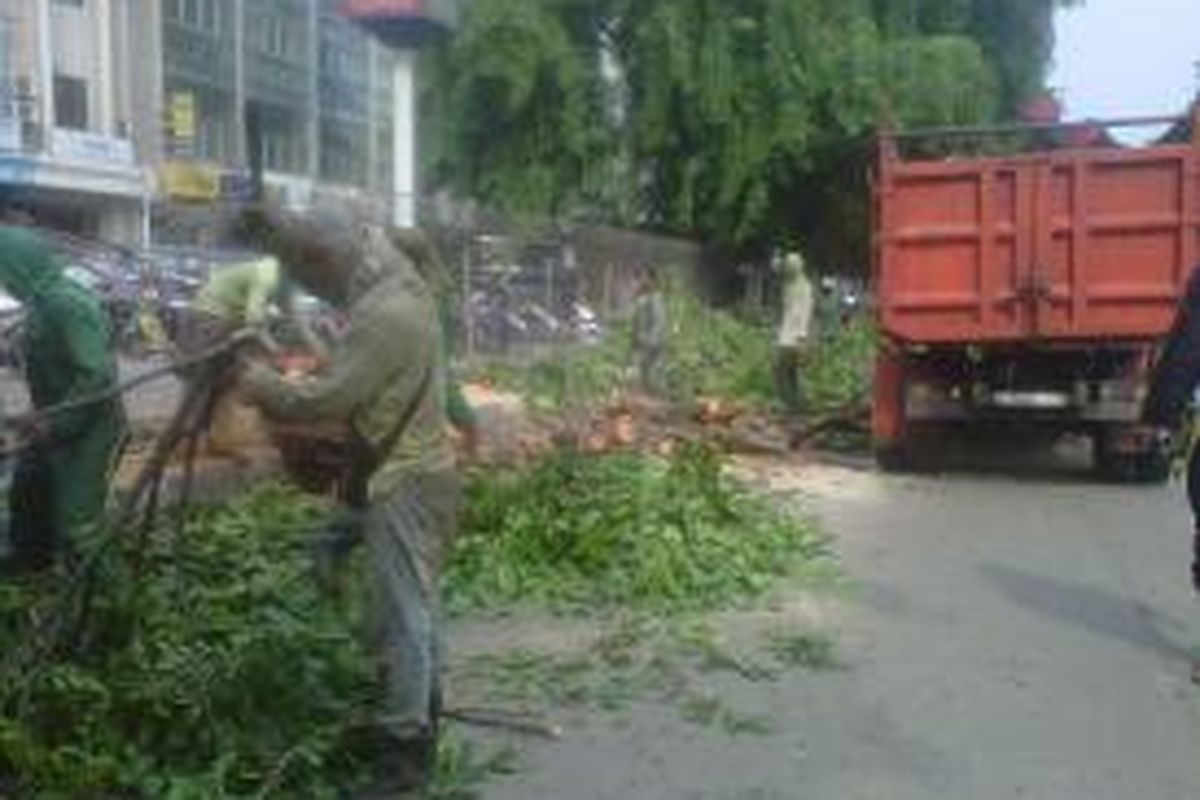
777, 254, 814, 347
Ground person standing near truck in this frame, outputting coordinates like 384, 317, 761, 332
0, 224, 126, 575
774, 251, 815, 417
1143, 264, 1200, 601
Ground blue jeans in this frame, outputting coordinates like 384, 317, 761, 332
364, 471, 461, 739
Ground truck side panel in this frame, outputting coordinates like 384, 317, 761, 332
877, 135, 1200, 345
1038, 148, 1198, 340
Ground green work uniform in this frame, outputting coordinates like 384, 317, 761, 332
194, 256, 281, 327
0, 226, 126, 568
241, 223, 457, 775
438, 294, 476, 433
388, 227, 476, 434
631, 288, 669, 395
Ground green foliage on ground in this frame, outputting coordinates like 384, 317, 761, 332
472, 283, 876, 417
664, 286, 876, 413
802, 317, 877, 414
0, 487, 377, 800
446, 443, 827, 615
473, 331, 631, 413
660, 290, 777, 407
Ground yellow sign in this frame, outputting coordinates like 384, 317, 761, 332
167, 91, 197, 141
159, 160, 220, 202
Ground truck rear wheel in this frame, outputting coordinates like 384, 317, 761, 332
1094, 427, 1171, 485
873, 347, 909, 472
875, 442, 911, 473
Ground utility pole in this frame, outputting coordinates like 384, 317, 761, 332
338, 1, 460, 228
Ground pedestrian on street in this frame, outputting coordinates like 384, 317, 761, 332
630, 269, 669, 396
0, 223, 126, 575
235, 208, 459, 795
774, 250, 815, 417
1144, 264, 1200, 603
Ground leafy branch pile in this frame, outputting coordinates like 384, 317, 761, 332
660, 290, 777, 407
473, 282, 876, 419
445, 443, 826, 615
473, 331, 630, 413
801, 316, 877, 415
0, 488, 377, 800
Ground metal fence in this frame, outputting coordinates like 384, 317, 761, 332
422, 214, 704, 362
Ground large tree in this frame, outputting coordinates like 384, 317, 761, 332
422, 0, 1071, 264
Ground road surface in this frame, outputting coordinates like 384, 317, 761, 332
472, 450, 1200, 800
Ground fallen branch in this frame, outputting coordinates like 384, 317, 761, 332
443, 707, 564, 740
788, 405, 870, 449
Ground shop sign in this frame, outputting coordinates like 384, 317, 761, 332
52, 128, 135, 166
159, 160, 220, 202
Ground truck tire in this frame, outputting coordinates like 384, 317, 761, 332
1095, 429, 1171, 485
875, 442, 911, 473
873, 348, 909, 473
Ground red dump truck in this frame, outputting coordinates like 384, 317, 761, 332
872, 107, 1200, 480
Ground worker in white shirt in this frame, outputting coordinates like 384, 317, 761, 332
773, 251, 815, 417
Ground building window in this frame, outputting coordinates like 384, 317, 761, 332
167, 0, 222, 33
262, 127, 298, 174
53, 74, 88, 130
259, 16, 291, 59
196, 113, 227, 162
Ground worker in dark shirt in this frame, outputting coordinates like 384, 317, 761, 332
1143, 264, 1200, 597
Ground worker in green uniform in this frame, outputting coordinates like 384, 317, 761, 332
181, 254, 325, 457
190, 256, 284, 345
235, 210, 458, 795
631, 269, 669, 395
0, 225, 126, 574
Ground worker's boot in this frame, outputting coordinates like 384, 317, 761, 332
347, 731, 438, 799
350, 688, 441, 799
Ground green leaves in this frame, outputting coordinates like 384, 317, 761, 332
423, 0, 1068, 259
0, 486, 376, 799
446, 443, 826, 615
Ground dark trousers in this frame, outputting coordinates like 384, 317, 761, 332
8, 423, 124, 569
1188, 447, 1200, 591
9, 447, 56, 569
774, 346, 805, 416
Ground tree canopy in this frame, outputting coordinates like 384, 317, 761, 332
422, 0, 1075, 265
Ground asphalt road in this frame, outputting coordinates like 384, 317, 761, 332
475, 448, 1200, 800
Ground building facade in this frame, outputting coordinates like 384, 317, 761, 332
149, 0, 398, 244
0, 0, 147, 243
0, 0, 398, 247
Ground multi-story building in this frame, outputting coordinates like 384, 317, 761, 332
0, 0, 147, 243
147, 0, 399, 244
0, 0, 400, 247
